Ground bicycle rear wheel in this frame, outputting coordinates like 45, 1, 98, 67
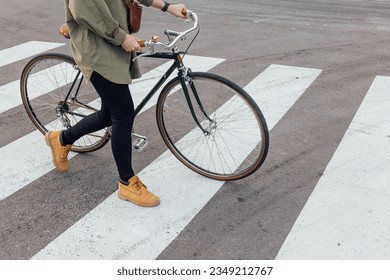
156, 72, 269, 181
20, 53, 110, 153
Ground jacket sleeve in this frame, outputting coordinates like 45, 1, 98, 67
68, 0, 127, 46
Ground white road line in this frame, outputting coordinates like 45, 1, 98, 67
0, 80, 21, 113
0, 41, 64, 68
1, 62, 74, 114
32, 64, 322, 260
0, 55, 224, 201
276, 76, 390, 260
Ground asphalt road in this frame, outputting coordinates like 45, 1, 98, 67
1, 0, 390, 260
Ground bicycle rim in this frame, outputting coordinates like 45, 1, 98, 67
20, 53, 110, 153
156, 72, 269, 180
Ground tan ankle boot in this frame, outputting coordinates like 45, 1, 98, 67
118, 176, 160, 207
45, 131, 71, 172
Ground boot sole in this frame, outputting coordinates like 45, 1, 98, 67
45, 132, 68, 173
118, 193, 160, 207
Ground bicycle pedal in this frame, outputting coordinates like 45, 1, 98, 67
132, 137, 148, 152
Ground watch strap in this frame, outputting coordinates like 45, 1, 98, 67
161, 2, 170, 12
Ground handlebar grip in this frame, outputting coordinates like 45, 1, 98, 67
181, 8, 187, 16
137, 36, 158, 48
137, 40, 145, 47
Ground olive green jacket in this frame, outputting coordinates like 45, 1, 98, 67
64, 0, 154, 84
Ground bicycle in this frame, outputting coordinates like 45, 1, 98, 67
20, 10, 269, 181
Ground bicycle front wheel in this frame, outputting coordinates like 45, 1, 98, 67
156, 72, 269, 181
20, 53, 110, 153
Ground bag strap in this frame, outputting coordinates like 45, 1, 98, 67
124, 0, 134, 9
123, 0, 134, 9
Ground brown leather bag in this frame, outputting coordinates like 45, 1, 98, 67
124, 0, 142, 34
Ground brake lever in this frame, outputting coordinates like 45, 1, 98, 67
133, 51, 154, 62
133, 36, 159, 61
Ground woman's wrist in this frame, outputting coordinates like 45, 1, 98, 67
150, 0, 168, 11
151, 0, 186, 18
161, 1, 170, 12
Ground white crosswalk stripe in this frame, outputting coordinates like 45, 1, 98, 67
1, 62, 74, 114
0, 41, 64, 68
276, 75, 390, 260
32, 64, 322, 259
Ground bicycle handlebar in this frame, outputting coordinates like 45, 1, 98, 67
137, 9, 198, 49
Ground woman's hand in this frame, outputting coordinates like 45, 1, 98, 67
167, 4, 187, 18
121, 34, 142, 52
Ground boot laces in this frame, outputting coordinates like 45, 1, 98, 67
60, 145, 70, 158
132, 178, 146, 191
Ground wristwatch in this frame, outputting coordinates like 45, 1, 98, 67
161, 1, 170, 12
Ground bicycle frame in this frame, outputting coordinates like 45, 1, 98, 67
134, 52, 212, 134
62, 51, 212, 134
133, 52, 180, 116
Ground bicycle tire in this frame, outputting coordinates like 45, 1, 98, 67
20, 53, 110, 153
156, 72, 269, 181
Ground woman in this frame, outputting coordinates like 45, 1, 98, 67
45, 0, 187, 207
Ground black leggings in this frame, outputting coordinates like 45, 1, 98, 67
61, 72, 135, 182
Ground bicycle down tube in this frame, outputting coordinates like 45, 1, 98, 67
133, 52, 213, 135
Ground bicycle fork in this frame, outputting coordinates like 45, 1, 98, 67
179, 73, 216, 136
131, 71, 215, 153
